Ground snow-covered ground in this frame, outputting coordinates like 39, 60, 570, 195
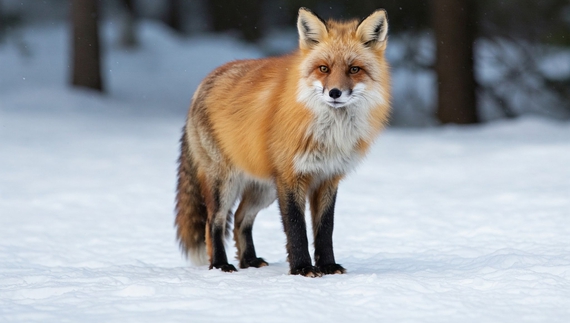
1, 21, 570, 322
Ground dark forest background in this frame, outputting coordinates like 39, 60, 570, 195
1, 0, 570, 126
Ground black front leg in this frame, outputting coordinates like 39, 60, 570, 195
311, 179, 346, 275
279, 189, 321, 277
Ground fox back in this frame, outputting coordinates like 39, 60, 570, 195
176, 8, 391, 276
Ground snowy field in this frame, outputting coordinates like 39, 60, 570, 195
1, 22, 570, 322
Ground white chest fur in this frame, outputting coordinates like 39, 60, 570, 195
293, 103, 373, 176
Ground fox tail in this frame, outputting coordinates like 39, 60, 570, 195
175, 129, 208, 265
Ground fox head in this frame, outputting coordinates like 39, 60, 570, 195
296, 8, 389, 110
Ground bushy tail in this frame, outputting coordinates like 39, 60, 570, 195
175, 129, 208, 265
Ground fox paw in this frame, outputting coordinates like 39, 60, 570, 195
290, 266, 323, 277
318, 263, 346, 275
210, 263, 238, 273
240, 257, 269, 269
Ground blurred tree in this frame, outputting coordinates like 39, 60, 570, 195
431, 0, 478, 124
0, 0, 3, 41
476, 0, 570, 118
119, 0, 138, 47
207, 0, 263, 42
479, 0, 570, 46
71, 0, 103, 92
165, 0, 183, 32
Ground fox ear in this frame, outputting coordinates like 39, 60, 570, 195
297, 7, 328, 50
356, 9, 388, 49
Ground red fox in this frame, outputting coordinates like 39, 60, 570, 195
175, 8, 390, 277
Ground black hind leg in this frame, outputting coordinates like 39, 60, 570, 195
209, 222, 237, 272
237, 225, 268, 269
202, 173, 240, 273
234, 183, 275, 269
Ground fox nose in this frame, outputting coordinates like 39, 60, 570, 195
329, 88, 342, 99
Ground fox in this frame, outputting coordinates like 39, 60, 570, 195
175, 8, 391, 277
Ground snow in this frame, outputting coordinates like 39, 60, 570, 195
2, 21, 570, 322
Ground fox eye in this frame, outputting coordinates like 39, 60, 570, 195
349, 66, 361, 74
319, 65, 330, 73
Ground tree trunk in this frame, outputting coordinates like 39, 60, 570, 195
0, 0, 4, 40
237, 0, 262, 42
165, 0, 183, 32
207, 0, 262, 42
207, 0, 233, 32
71, 0, 103, 92
431, 0, 478, 124
120, 0, 138, 47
